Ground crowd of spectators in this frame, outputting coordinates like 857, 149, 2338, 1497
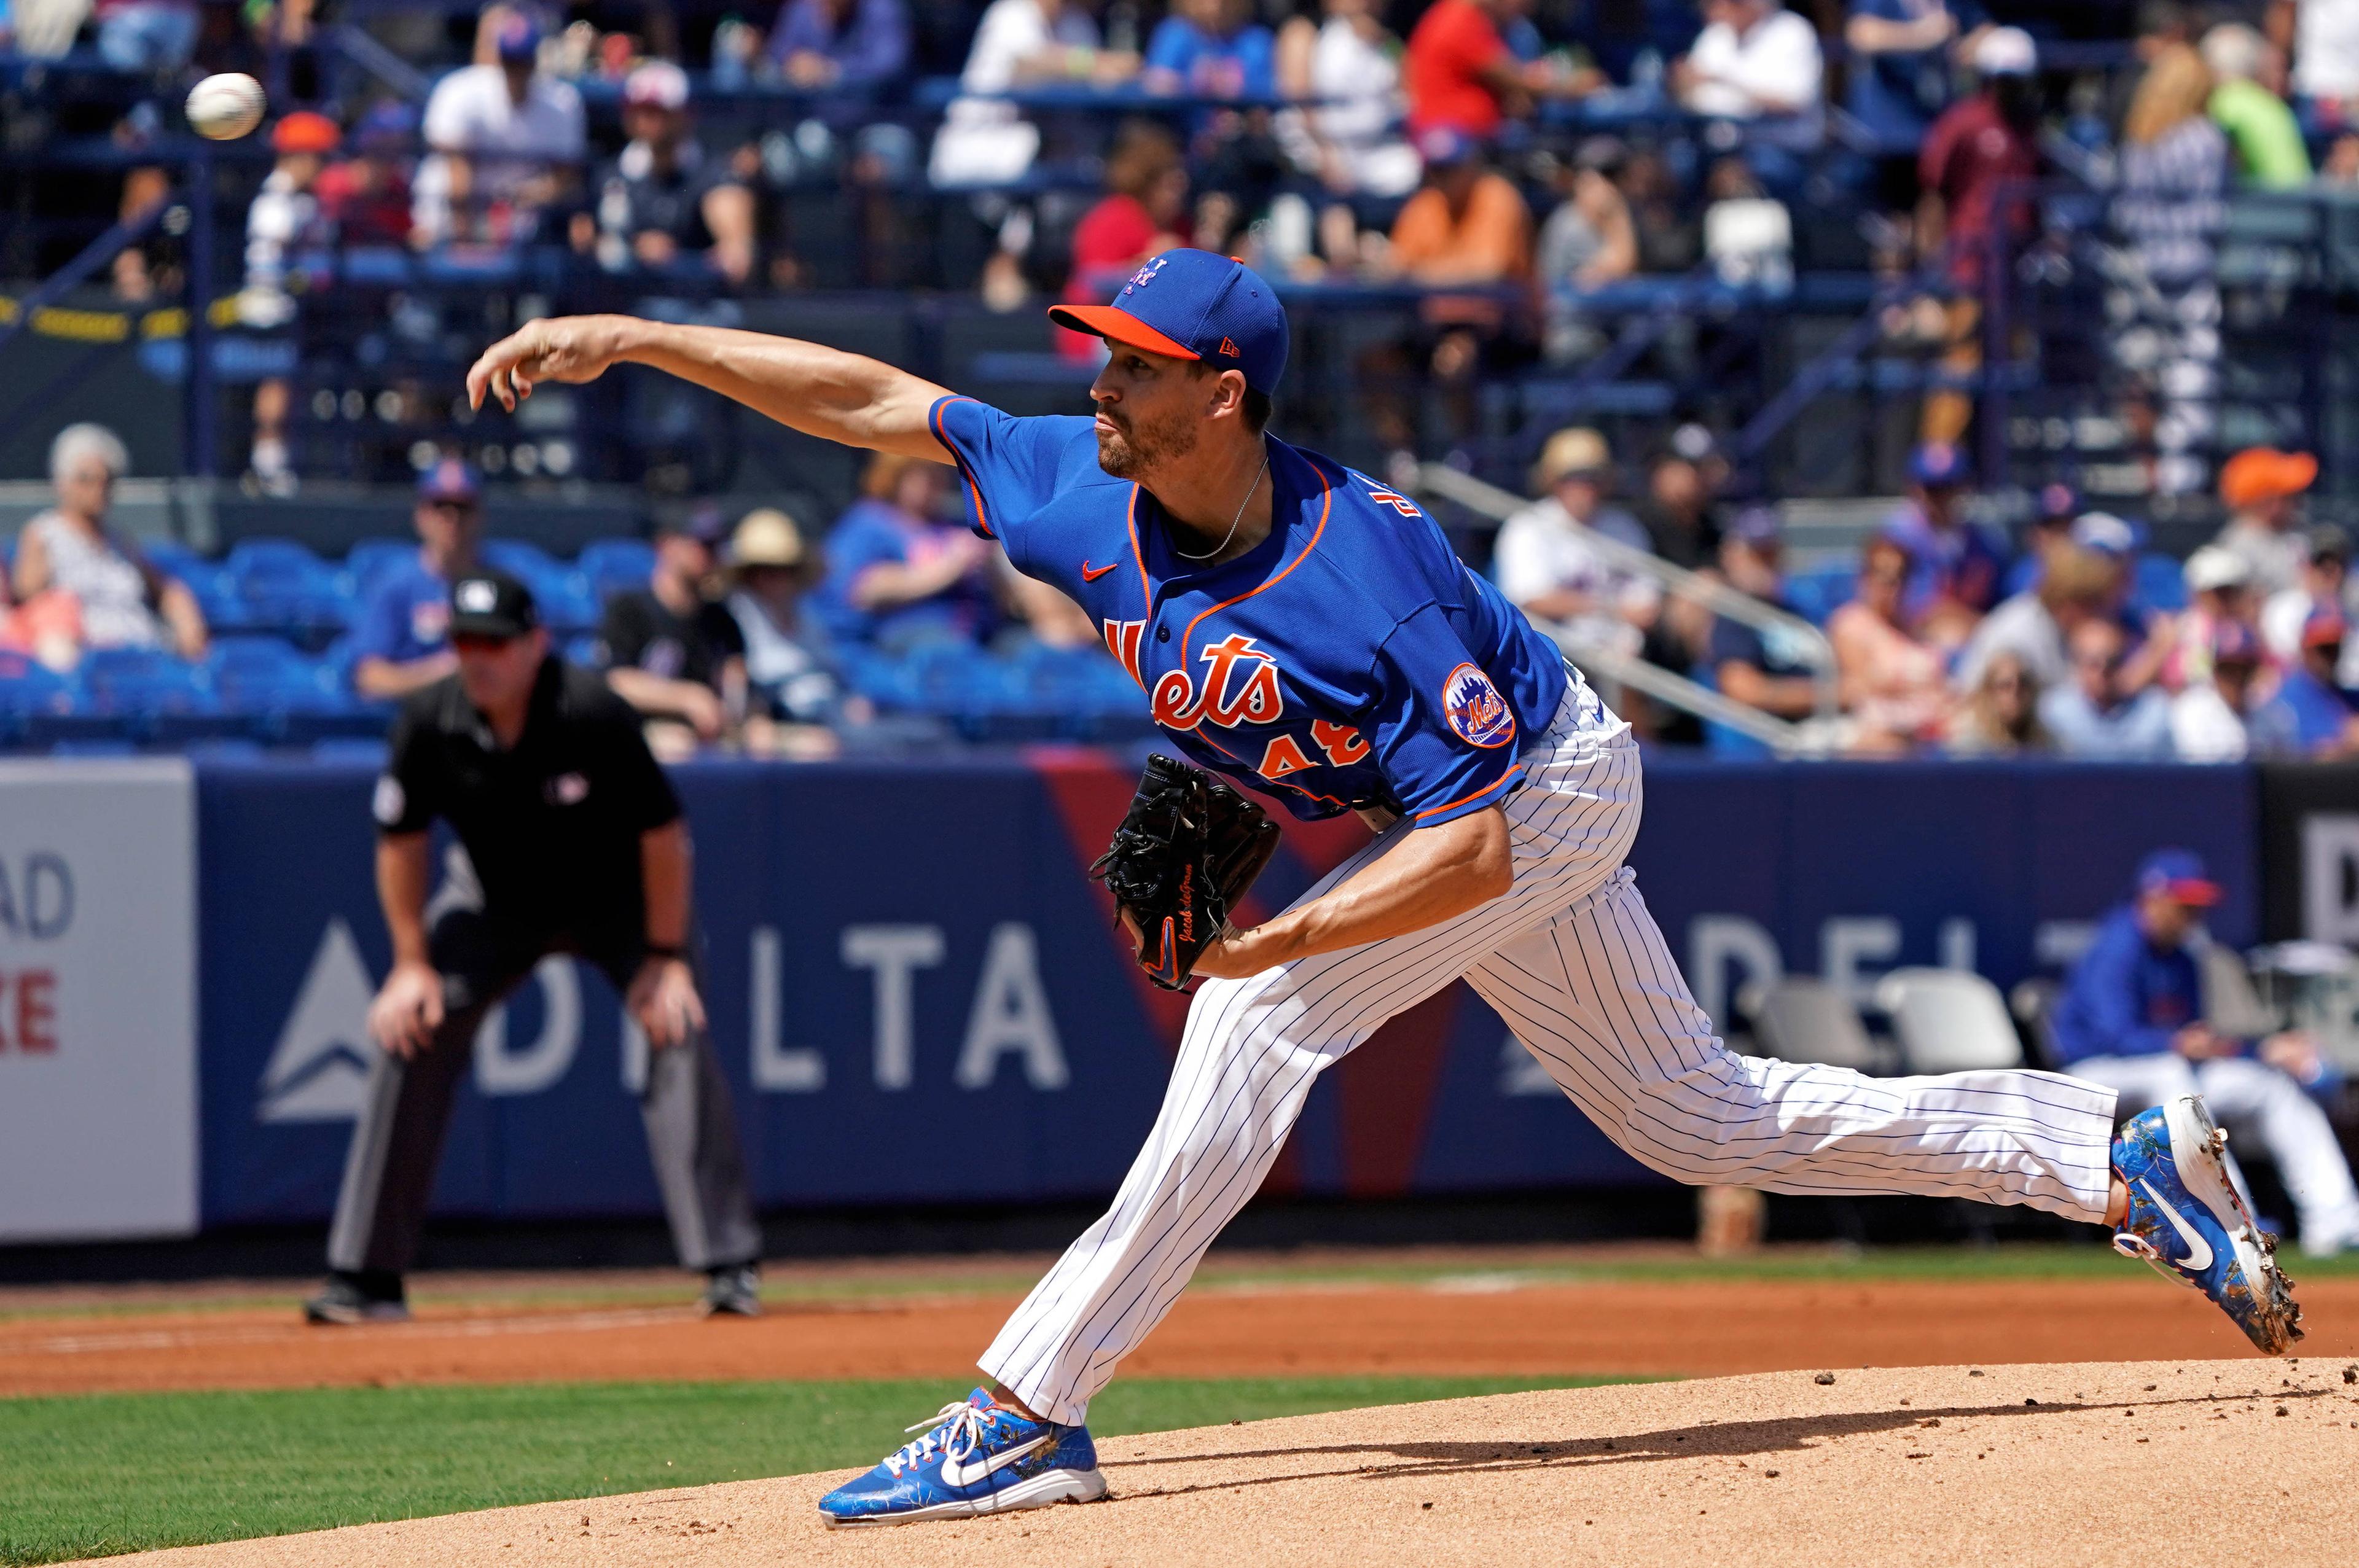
14, 3, 2359, 759
1492, 418, 2359, 761
10, 0, 2359, 497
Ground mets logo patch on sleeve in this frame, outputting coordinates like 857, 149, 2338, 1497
1442, 663, 1516, 747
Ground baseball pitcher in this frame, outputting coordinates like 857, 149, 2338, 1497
464, 249, 2299, 1529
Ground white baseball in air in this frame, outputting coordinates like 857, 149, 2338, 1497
185, 73, 267, 141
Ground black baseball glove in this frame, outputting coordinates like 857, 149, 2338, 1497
1090, 754, 1281, 990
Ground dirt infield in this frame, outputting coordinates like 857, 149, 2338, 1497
10, 1253, 2359, 1397
75, 1360, 2359, 1567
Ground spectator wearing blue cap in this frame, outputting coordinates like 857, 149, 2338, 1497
412, 10, 586, 247
1877, 440, 2011, 642
316, 103, 418, 251
2038, 614, 2174, 759
2000, 481, 2083, 599
352, 461, 483, 700
600, 505, 749, 754
2052, 848, 2359, 1256
1708, 506, 1823, 721
2252, 605, 2359, 758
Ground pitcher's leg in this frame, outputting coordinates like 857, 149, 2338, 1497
977, 833, 1614, 1425
1466, 870, 2118, 1222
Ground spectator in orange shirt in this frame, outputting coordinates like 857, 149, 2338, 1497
1367, 127, 1532, 454
1385, 128, 1533, 290
1402, 0, 1598, 138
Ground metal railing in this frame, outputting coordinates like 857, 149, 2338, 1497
1413, 462, 1845, 755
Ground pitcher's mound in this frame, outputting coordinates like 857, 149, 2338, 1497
90, 1361, 2359, 1567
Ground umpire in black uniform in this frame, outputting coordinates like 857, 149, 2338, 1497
304, 570, 762, 1324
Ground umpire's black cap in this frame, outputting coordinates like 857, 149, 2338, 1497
447, 569, 539, 639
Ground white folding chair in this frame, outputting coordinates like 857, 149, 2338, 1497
1745, 977, 1882, 1072
1876, 967, 2024, 1074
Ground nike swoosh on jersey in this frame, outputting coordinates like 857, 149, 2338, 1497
2137, 1176, 2214, 1274
1081, 560, 1119, 582
938, 1433, 1051, 1488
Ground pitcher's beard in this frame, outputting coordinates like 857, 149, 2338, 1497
1095, 404, 1197, 479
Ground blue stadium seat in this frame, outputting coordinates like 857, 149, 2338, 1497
576, 540, 656, 604
0, 653, 74, 744
344, 539, 418, 596
2135, 552, 2189, 614
76, 648, 239, 741
1782, 563, 1856, 626
225, 538, 353, 638
143, 539, 208, 582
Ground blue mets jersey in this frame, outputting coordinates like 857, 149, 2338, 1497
930, 396, 1569, 824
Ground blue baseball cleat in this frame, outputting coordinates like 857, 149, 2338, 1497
818, 1388, 1106, 1528
2111, 1096, 2303, 1355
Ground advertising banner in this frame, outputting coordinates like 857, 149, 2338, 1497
195, 754, 2259, 1231
0, 758, 198, 1242
2254, 763, 2359, 942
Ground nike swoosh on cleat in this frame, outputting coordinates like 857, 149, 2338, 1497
1081, 560, 1119, 581
939, 1434, 1051, 1488
2137, 1176, 2215, 1275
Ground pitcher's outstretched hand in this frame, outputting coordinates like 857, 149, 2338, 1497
466, 316, 628, 411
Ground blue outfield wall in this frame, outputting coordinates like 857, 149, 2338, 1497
194, 755, 2259, 1231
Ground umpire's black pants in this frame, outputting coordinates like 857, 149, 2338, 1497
326, 852, 761, 1276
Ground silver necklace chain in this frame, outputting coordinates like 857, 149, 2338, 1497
1171, 445, 1269, 562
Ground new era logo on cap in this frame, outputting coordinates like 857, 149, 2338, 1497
1049, 248, 1289, 394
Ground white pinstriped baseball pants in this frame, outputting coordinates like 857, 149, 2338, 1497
980, 681, 2121, 1425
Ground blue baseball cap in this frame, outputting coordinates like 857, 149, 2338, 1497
2135, 848, 2221, 906
417, 456, 481, 502
1047, 249, 1289, 396
493, 13, 542, 62
1909, 441, 1971, 488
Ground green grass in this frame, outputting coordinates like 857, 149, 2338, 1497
0, 1374, 1640, 1566
14, 1242, 2352, 1325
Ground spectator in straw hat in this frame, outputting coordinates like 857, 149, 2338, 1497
1494, 426, 1656, 654
2213, 445, 2317, 596
723, 507, 860, 754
